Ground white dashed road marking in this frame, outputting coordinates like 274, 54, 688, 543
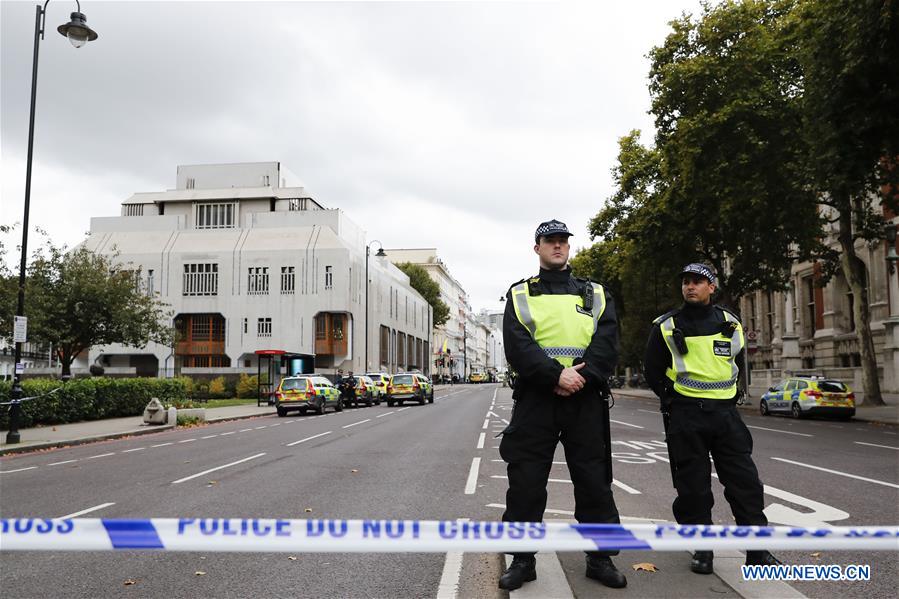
610, 419, 644, 429
86, 452, 115, 460
771, 457, 899, 489
376, 411, 394, 418
477, 433, 485, 449
151, 442, 173, 448
854, 441, 899, 451
48, 459, 79, 465
121, 447, 146, 453
59, 502, 115, 519
286, 431, 332, 447
172, 453, 266, 484
0, 466, 37, 474
747, 425, 813, 437
465, 458, 481, 495
342, 419, 370, 429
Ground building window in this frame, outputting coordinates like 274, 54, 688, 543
315, 316, 327, 339
186, 177, 195, 190
248, 267, 269, 295
765, 292, 774, 343
325, 265, 333, 290
183, 263, 218, 296
123, 204, 144, 216
194, 201, 237, 229
281, 266, 295, 294
258, 317, 272, 337
804, 276, 816, 336
287, 198, 312, 211
243, 318, 248, 334
147, 269, 155, 296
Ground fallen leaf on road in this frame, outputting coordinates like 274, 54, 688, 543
810, 552, 821, 558
184, 461, 191, 464
304, 508, 313, 513
195, 571, 206, 576
288, 556, 298, 561
351, 469, 358, 473
632, 562, 659, 572
207, 481, 217, 486
123, 579, 136, 586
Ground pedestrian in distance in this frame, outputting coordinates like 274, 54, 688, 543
498, 219, 627, 591
644, 263, 781, 574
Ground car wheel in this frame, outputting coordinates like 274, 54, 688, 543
398, 400, 404, 406
300, 408, 307, 416
791, 402, 802, 419
335, 398, 343, 412
387, 399, 394, 407
428, 395, 434, 404
315, 399, 325, 415
760, 400, 769, 416
418, 393, 425, 405
277, 407, 287, 417
837, 414, 852, 421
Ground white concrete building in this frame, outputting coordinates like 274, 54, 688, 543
385, 248, 472, 381
78, 162, 431, 377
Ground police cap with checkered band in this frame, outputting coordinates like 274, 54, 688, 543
680, 263, 716, 285
534, 219, 573, 243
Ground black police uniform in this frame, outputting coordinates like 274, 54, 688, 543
501, 266, 622, 552
644, 302, 767, 528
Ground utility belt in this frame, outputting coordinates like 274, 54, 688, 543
669, 394, 737, 411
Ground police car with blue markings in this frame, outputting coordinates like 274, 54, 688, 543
759, 375, 855, 420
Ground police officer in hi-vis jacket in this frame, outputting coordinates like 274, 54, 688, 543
644, 263, 780, 575
498, 219, 626, 591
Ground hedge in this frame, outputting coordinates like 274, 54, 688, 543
0, 377, 189, 430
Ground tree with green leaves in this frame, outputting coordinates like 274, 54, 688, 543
0, 242, 174, 377
395, 262, 450, 327
642, 0, 826, 308
789, 0, 899, 405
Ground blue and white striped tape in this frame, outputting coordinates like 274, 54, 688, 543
1, 519, 897, 552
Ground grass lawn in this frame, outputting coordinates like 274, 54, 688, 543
199, 398, 259, 408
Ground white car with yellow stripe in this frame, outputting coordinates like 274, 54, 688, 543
760, 376, 855, 420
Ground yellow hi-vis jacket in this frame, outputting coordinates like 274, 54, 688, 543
510, 279, 607, 368
654, 311, 744, 399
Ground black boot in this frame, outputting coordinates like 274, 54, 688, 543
585, 555, 627, 589
745, 550, 781, 566
690, 551, 714, 574
498, 555, 537, 591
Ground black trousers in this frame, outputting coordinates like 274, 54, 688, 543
666, 401, 767, 526
500, 391, 620, 557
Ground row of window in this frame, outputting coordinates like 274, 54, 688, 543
182, 264, 309, 296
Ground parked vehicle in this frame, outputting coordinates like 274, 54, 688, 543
275, 375, 342, 417
352, 375, 378, 407
760, 376, 855, 420
469, 372, 488, 384
387, 373, 434, 406
366, 373, 390, 401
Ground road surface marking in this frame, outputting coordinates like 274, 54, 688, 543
220, 431, 235, 436
505, 552, 573, 599
151, 443, 173, 448
771, 457, 899, 489
342, 419, 370, 429
476, 433, 485, 449
172, 453, 266, 484
239, 428, 253, 432
637, 409, 658, 414
285, 420, 295, 424
465, 458, 481, 494
376, 411, 394, 418
397, 407, 411, 412
612, 479, 642, 495
269, 423, 281, 427
58, 502, 115, 519
854, 441, 899, 451
178, 439, 197, 444
254, 426, 267, 430
0, 466, 37, 474
610, 419, 644, 429
48, 459, 79, 465
201, 435, 218, 439
482, 419, 489, 429
286, 431, 332, 447
87, 452, 115, 459
436, 518, 471, 599
121, 447, 146, 453
747, 425, 812, 437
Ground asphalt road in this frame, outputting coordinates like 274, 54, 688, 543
1, 384, 897, 599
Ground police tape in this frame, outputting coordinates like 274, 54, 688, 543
1, 519, 897, 552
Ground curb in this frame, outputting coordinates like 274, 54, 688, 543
0, 410, 276, 457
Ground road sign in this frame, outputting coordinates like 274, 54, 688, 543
13, 316, 27, 344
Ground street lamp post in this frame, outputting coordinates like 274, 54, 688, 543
364, 241, 385, 373
6, 1, 98, 445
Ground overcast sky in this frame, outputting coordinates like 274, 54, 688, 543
1, 0, 702, 313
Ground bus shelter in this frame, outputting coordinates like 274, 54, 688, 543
255, 350, 315, 406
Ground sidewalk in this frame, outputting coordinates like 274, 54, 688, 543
0, 404, 275, 456
613, 388, 899, 425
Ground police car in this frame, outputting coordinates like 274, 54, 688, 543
386, 373, 434, 406
759, 376, 855, 420
274, 375, 341, 417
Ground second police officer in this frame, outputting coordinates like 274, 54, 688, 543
498, 219, 627, 591
644, 263, 780, 575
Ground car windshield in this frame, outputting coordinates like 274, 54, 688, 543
819, 381, 848, 392
392, 375, 414, 384
281, 378, 308, 390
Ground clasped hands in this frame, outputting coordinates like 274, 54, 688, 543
554, 362, 586, 397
